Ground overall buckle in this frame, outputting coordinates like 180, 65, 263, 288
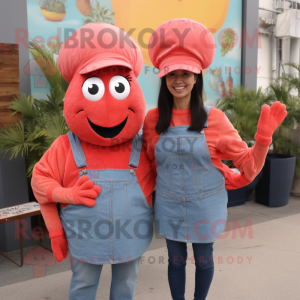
79, 166, 88, 176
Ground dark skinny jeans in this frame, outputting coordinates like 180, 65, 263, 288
166, 239, 214, 300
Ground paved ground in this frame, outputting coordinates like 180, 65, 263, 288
1, 194, 300, 300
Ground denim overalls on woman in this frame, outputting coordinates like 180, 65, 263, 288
154, 105, 228, 243
60, 131, 153, 264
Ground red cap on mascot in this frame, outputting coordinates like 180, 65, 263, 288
58, 22, 145, 146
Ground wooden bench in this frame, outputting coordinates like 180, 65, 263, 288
0, 202, 51, 266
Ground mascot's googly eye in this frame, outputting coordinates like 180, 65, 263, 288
82, 77, 105, 101
109, 76, 131, 100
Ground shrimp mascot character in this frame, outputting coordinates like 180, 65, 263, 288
31, 22, 155, 300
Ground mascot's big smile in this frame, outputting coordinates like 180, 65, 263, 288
88, 117, 128, 138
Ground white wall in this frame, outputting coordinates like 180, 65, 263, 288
257, 31, 273, 90
258, 0, 300, 90
258, 0, 276, 91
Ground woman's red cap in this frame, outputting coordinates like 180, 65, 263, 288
148, 18, 216, 77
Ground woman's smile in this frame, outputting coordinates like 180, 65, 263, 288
173, 86, 186, 91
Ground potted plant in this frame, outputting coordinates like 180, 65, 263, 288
0, 90, 69, 178
0, 41, 69, 234
255, 79, 300, 207
29, 40, 69, 92
290, 128, 300, 196
0, 42, 69, 191
216, 85, 272, 207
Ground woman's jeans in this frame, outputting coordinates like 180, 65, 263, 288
69, 255, 141, 300
166, 239, 214, 300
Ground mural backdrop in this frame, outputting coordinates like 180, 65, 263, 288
26, 0, 243, 110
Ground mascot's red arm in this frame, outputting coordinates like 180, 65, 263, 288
32, 137, 71, 262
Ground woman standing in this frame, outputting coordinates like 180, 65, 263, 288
144, 19, 287, 300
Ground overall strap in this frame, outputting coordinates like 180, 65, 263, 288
67, 131, 88, 169
128, 128, 143, 169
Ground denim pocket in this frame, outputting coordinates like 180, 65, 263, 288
94, 181, 134, 220
168, 154, 200, 196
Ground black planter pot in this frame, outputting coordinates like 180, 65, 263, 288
245, 170, 263, 201
227, 186, 247, 207
255, 153, 296, 207
226, 169, 263, 207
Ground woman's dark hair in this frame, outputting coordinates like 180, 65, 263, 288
155, 72, 207, 134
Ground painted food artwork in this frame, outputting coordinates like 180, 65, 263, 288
36, 0, 68, 22
27, 0, 242, 107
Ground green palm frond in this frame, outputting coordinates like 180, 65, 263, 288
26, 150, 44, 178
267, 78, 300, 127
0, 35, 70, 179
284, 62, 300, 72
28, 40, 69, 93
29, 40, 54, 61
24, 125, 48, 149
0, 89, 68, 178
0, 122, 28, 158
216, 83, 300, 169
267, 77, 300, 169
8, 93, 36, 119
37, 88, 65, 116
45, 113, 69, 145
216, 85, 262, 146
272, 131, 300, 168
281, 62, 300, 97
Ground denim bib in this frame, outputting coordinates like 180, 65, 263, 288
60, 131, 153, 264
154, 105, 228, 243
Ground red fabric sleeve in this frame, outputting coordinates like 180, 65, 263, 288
143, 109, 159, 171
143, 107, 269, 190
215, 111, 269, 188
135, 144, 156, 205
31, 136, 67, 233
39, 203, 65, 235
31, 136, 67, 204
49, 227, 65, 239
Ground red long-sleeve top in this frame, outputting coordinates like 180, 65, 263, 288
143, 107, 269, 190
31, 135, 156, 235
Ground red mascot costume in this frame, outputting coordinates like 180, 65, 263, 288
31, 23, 156, 300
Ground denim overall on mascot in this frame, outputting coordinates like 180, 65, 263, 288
61, 131, 153, 263
31, 22, 155, 300
154, 105, 227, 242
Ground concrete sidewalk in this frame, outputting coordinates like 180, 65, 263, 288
1, 196, 300, 300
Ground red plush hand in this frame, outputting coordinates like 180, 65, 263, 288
254, 101, 287, 146
49, 229, 68, 262
51, 175, 101, 207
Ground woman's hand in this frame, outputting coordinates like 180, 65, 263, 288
254, 101, 287, 146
